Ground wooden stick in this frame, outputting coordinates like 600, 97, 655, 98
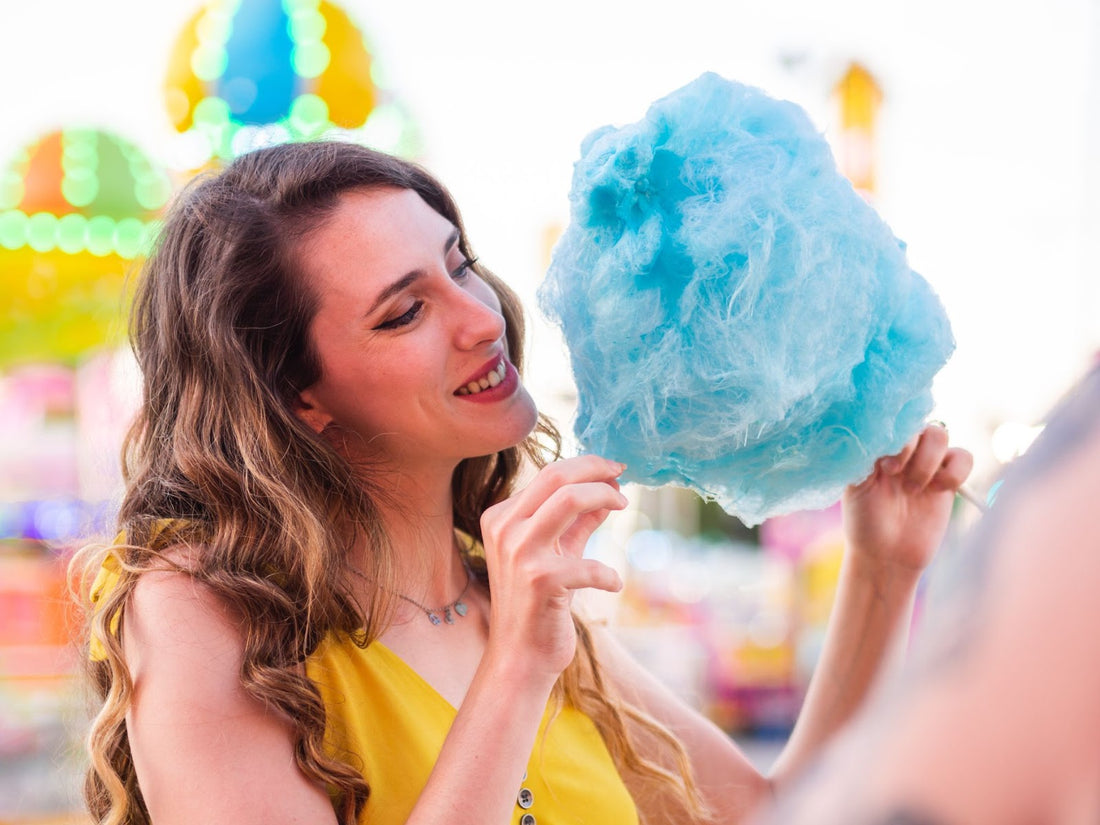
957, 485, 988, 514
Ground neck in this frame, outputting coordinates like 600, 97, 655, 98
368, 463, 467, 609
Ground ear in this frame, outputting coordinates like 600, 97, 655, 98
292, 388, 333, 435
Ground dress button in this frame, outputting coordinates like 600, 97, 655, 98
517, 787, 534, 809
520, 815, 536, 825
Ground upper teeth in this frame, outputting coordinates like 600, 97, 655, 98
457, 360, 506, 395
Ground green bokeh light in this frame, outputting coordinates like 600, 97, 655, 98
283, 0, 321, 13
114, 218, 146, 258
130, 156, 171, 210
56, 214, 88, 254
292, 41, 330, 78
61, 153, 97, 173
0, 210, 158, 257
134, 178, 170, 211
87, 215, 115, 257
27, 212, 59, 253
62, 175, 99, 208
129, 157, 155, 177
194, 96, 232, 127
63, 134, 98, 162
197, 8, 233, 45
0, 211, 28, 250
61, 132, 101, 208
0, 173, 23, 210
289, 8, 326, 42
191, 45, 228, 81
289, 94, 329, 137
61, 154, 97, 174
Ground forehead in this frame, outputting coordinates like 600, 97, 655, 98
297, 187, 455, 296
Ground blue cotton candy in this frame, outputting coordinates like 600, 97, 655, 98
538, 72, 954, 525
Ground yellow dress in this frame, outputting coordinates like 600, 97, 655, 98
309, 634, 639, 825
90, 546, 639, 825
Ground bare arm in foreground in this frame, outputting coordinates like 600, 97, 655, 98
754, 367, 1100, 825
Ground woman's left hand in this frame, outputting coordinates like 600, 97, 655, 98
842, 423, 974, 573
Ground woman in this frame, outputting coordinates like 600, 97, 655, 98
74, 140, 972, 825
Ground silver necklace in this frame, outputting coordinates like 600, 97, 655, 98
350, 555, 472, 626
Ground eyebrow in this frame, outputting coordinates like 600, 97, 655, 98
365, 227, 462, 318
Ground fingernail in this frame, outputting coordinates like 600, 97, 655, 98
881, 457, 899, 473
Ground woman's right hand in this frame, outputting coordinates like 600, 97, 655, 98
479, 455, 627, 681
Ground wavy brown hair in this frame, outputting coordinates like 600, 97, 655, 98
71, 140, 706, 824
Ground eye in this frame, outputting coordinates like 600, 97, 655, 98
374, 300, 424, 331
451, 256, 478, 282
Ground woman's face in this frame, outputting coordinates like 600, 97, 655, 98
295, 187, 539, 473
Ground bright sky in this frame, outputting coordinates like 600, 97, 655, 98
1, 0, 1097, 476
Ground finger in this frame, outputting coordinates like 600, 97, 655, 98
527, 482, 628, 552
543, 556, 624, 594
930, 448, 975, 492
559, 508, 616, 553
879, 432, 920, 475
515, 455, 625, 518
901, 424, 950, 491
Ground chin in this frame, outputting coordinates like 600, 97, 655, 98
478, 394, 541, 456
513, 390, 542, 440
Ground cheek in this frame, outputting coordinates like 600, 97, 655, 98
327, 342, 439, 414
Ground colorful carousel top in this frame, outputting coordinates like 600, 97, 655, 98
0, 129, 171, 369
166, 0, 419, 163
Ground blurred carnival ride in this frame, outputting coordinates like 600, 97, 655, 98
0, 1, 412, 819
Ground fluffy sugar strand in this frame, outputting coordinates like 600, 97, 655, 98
539, 72, 954, 525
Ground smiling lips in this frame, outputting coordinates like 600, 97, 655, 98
456, 359, 507, 396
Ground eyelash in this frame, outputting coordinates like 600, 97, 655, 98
452, 256, 478, 282
375, 301, 424, 330
373, 257, 479, 331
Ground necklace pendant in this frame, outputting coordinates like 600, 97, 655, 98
443, 606, 455, 624
428, 612, 442, 626
453, 600, 468, 617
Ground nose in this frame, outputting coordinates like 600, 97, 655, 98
451, 279, 506, 351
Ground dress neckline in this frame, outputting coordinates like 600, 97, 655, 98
367, 638, 461, 715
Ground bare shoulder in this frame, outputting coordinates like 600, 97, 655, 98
122, 546, 337, 825
124, 545, 245, 682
